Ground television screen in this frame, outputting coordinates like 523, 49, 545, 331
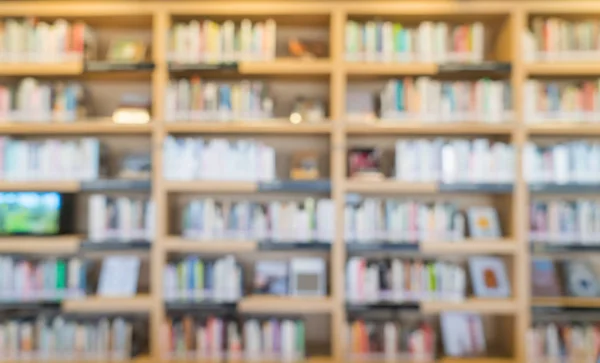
0, 192, 62, 235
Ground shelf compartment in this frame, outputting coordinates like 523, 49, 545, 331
346, 122, 514, 135
0, 181, 80, 192
0, 121, 153, 135
421, 298, 517, 314
164, 121, 332, 134
0, 235, 81, 254
532, 297, 600, 308
164, 237, 257, 253
62, 295, 153, 313
0, 62, 83, 76
238, 296, 332, 313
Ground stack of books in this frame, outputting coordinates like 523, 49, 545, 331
345, 20, 484, 63
530, 199, 600, 244
0, 315, 134, 360
163, 315, 305, 361
0, 137, 100, 181
346, 319, 435, 362
524, 140, 600, 184
163, 137, 275, 182
346, 258, 466, 303
0, 78, 84, 122
168, 19, 276, 63
394, 138, 515, 183
523, 17, 600, 62
345, 200, 466, 243
379, 78, 512, 123
0, 18, 92, 63
525, 80, 600, 123
0, 256, 86, 301
165, 78, 274, 122
527, 322, 600, 362
182, 198, 334, 242
163, 255, 242, 302
88, 195, 155, 243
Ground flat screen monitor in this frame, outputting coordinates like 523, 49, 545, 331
0, 192, 64, 235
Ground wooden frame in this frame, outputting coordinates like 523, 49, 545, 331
1, 1, 597, 362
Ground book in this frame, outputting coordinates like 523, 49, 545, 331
181, 198, 334, 243
527, 322, 600, 362
524, 140, 600, 184
563, 260, 600, 297
440, 312, 486, 357
529, 199, 600, 245
345, 20, 484, 64
0, 256, 85, 301
97, 256, 140, 297
468, 256, 511, 298
163, 315, 304, 361
346, 319, 435, 362
0, 18, 95, 63
394, 138, 515, 183
523, 17, 600, 62
165, 78, 274, 122
0, 315, 137, 360
377, 78, 512, 123
88, 195, 154, 243
163, 137, 276, 182
168, 19, 276, 64
163, 255, 241, 302
531, 258, 562, 297
346, 257, 465, 303
0, 137, 100, 181
345, 199, 468, 243
254, 261, 288, 295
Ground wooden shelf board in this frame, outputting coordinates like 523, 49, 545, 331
345, 63, 437, 75
164, 181, 258, 193
420, 240, 517, 255
239, 58, 332, 74
164, 236, 258, 253
346, 122, 514, 135
346, 180, 438, 194
525, 62, 600, 75
0, 121, 153, 135
0, 62, 83, 76
437, 358, 514, 363
238, 296, 332, 313
0, 181, 80, 192
0, 235, 81, 253
532, 297, 600, 308
165, 121, 332, 134
63, 295, 153, 313
421, 298, 517, 314
526, 123, 600, 135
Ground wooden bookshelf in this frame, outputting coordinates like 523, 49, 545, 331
2, 1, 595, 363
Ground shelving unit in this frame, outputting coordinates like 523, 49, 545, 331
2, 1, 600, 363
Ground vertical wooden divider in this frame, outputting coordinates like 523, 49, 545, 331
511, 7, 529, 363
330, 7, 347, 361
150, 9, 169, 359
